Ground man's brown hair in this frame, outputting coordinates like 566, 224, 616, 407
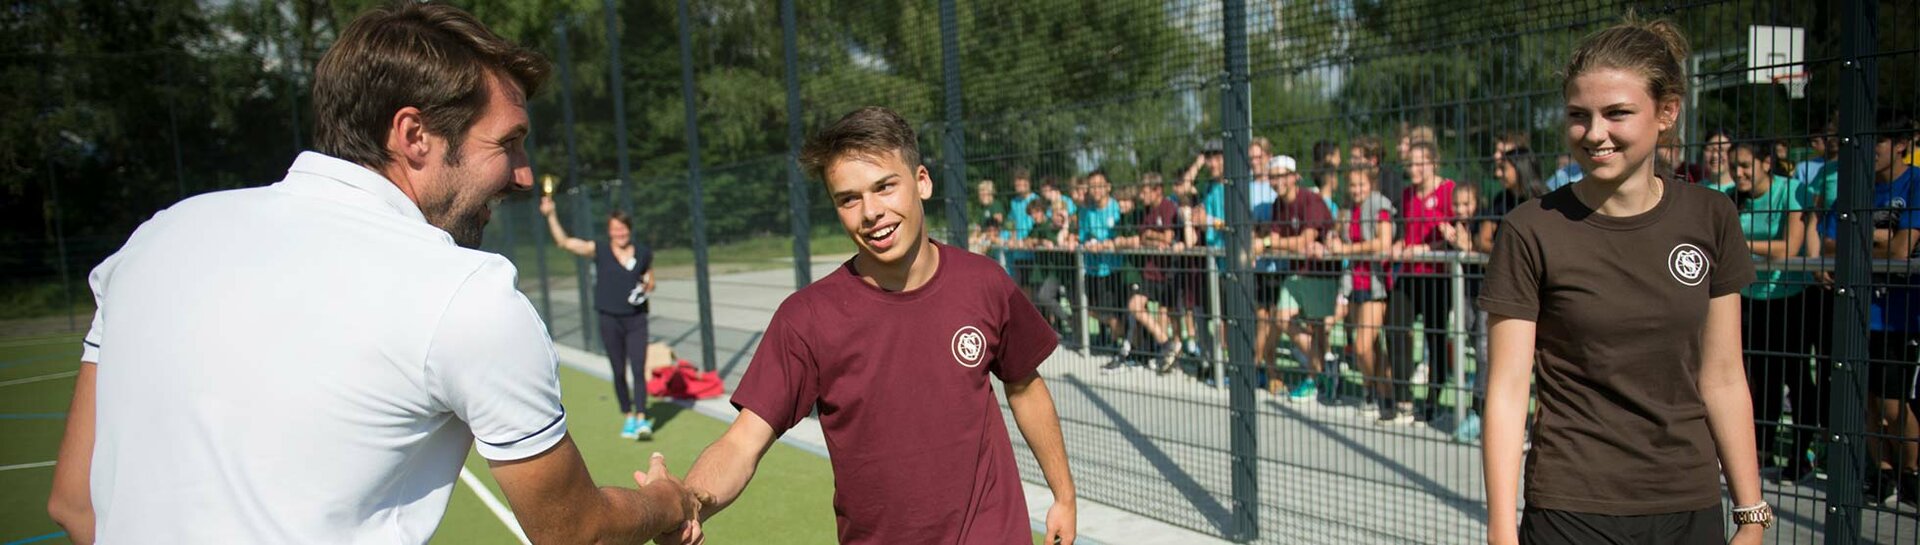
800, 106, 921, 182
313, 1, 549, 168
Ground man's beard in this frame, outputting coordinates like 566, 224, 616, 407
419, 170, 494, 249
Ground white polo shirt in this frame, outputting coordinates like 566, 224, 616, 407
81, 152, 567, 544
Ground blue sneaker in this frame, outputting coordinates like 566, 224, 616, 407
1452, 413, 1482, 444
620, 416, 639, 439
1287, 378, 1318, 403
634, 418, 654, 440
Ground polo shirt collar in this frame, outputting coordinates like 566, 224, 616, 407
286, 151, 430, 224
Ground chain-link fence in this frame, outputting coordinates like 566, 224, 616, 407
6, 0, 1917, 543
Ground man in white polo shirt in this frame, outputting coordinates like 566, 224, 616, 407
45, 3, 693, 544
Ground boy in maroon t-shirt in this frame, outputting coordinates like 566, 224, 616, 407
679, 107, 1078, 545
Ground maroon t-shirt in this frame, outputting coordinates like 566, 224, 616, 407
1266, 190, 1334, 273
732, 241, 1059, 544
1141, 196, 1178, 282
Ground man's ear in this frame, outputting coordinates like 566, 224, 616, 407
387, 106, 434, 169
915, 165, 935, 200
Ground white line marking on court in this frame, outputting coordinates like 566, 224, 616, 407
0, 460, 56, 472
0, 371, 78, 388
459, 467, 531, 545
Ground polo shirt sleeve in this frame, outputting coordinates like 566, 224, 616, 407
81, 253, 120, 363
425, 258, 568, 462
1709, 196, 1757, 298
1478, 218, 1542, 321
992, 273, 1059, 383
730, 299, 820, 436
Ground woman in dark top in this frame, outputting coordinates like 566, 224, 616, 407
542, 195, 656, 440
1480, 17, 1768, 544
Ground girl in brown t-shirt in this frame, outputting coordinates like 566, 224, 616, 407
1478, 17, 1768, 545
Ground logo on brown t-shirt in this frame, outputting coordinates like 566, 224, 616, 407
1668, 243, 1709, 286
951, 326, 985, 367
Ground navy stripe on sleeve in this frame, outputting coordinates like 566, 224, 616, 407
477, 412, 566, 447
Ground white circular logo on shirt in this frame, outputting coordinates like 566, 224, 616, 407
1668, 243, 1709, 286
951, 326, 986, 368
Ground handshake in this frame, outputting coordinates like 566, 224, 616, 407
629, 452, 708, 545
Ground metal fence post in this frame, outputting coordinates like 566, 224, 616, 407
937, 0, 970, 247
1824, 1, 1876, 543
555, 20, 595, 352
1450, 260, 1468, 429
573, 188, 596, 350
44, 158, 74, 331
532, 192, 553, 325
605, 0, 633, 215
165, 62, 186, 201
1074, 251, 1089, 351
676, 0, 719, 372
1207, 252, 1224, 388
525, 117, 553, 326
1221, 0, 1259, 540
781, 0, 812, 290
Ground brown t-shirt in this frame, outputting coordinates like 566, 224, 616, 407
1478, 178, 1754, 515
732, 241, 1058, 544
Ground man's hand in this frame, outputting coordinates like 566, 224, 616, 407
633, 453, 700, 544
539, 195, 557, 217
1045, 500, 1077, 545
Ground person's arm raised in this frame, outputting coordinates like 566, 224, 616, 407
539, 196, 595, 258
489, 437, 695, 545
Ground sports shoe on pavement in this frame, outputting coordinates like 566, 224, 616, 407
1100, 358, 1132, 375
1866, 468, 1899, 507
1451, 413, 1482, 444
1287, 379, 1318, 403
1154, 339, 1182, 374
1899, 471, 1920, 509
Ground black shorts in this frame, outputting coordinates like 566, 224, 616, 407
1087, 274, 1126, 313
1519, 506, 1721, 545
1256, 272, 1287, 308
1868, 330, 1919, 401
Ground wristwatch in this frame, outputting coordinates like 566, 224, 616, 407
1732, 502, 1773, 529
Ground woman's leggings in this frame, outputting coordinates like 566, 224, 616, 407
1387, 275, 1454, 407
599, 312, 651, 414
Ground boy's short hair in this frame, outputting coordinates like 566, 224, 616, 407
800, 106, 920, 182
1352, 136, 1385, 162
1026, 199, 1049, 215
1878, 109, 1915, 142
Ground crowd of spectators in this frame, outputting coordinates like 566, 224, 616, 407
965, 116, 1919, 504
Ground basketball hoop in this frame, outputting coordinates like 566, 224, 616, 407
1772, 73, 1809, 99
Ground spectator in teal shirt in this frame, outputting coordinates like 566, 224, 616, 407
1730, 141, 1816, 482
